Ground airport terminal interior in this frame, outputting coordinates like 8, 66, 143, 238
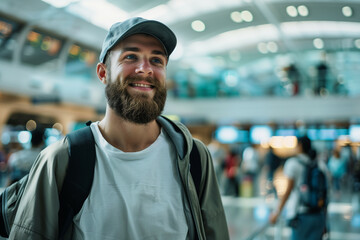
1, 0, 360, 239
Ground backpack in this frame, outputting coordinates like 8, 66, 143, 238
0, 124, 202, 239
297, 159, 328, 212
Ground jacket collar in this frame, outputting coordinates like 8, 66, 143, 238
156, 115, 187, 159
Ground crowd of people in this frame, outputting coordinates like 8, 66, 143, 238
207, 135, 360, 239
208, 137, 359, 199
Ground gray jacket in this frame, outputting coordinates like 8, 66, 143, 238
9, 116, 229, 239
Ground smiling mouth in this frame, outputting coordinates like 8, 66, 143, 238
129, 83, 155, 89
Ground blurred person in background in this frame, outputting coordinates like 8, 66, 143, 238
353, 146, 360, 189
0, 145, 5, 165
269, 136, 327, 240
241, 144, 260, 196
223, 148, 241, 196
328, 147, 347, 199
6, 127, 45, 186
242, 144, 259, 180
315, 51, 330, 95
0, 144, 6, 186
8, 17, 229, 239
0, 142, 22, 186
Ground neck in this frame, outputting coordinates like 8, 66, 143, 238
98, 106, 161, 152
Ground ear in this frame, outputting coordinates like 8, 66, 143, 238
96, 63, 107, 84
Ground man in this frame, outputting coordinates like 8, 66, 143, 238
9, 17, 229, 239
269, 136, 327, 240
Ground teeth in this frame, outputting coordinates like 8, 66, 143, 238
132, 83, 151, 88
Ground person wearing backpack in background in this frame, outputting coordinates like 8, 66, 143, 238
6, 127, 45, 186
4, 17, 229, 240
269, 136, 328, 240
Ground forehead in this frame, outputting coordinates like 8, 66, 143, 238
114, 34, 166, 53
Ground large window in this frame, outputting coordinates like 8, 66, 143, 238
21, 29, 64, 65
0, 15, 23, 61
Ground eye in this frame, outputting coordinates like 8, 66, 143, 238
151, 57, 164, 65
124, 54, 137, 60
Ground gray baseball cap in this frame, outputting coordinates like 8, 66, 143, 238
99, 17, 177, 63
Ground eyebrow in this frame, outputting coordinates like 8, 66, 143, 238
122, 47, 166, 57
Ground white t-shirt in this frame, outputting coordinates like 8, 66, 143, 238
72, 122, 188, 240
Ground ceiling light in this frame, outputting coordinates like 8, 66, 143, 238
26, 120, 37, 131
257, 42, 268, 54
230, 11, 243, 23
355, 39, 360, 49
286, 6, 298, 17
313, 38, 324, 49
191, 20, 206, 32
241, 10, 253, 22
52, 123, 64, 133
297, 5, 309, 17
267, 41, 278, 53
342, 6, 353, 17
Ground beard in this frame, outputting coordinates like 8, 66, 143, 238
105, 74, 167, 124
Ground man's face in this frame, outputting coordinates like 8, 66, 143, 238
104, 34, 168, 124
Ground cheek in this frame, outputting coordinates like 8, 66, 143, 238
111, 66, 129, 82
155, 69, 166, 84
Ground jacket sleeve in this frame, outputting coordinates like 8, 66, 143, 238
9, 138, 69, 240
195, 139, 230, 240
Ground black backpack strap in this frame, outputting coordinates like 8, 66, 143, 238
58, 125, 96, 239
190, 139, 201, 197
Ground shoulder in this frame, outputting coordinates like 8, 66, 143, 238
284, 157, 299, 167
33, 137, 69, 173
30, 137, 70, 190
193, 138, 209, 155
284, 156, 303, 178
38, 137, 69, 164
157, 115, 191, 135
169, 117, 192, 137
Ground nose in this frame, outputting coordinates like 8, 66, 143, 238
135, 59, 153, 76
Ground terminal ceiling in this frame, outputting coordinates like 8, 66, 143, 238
1, 0, 359, 65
